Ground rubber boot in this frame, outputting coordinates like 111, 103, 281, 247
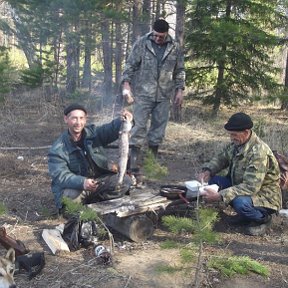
148, 145, 159, 158
129, 146, 140, 172
129, 146, 144, 187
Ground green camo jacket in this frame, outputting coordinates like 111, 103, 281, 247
203, 131, 282, 211
122, 32, 185, 101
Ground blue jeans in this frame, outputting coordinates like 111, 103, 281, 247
209, 176, 275, 222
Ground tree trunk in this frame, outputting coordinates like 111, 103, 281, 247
53, 29, 62, 88
212, 0, 231, 116
281, 50, 288, 110
141, 0, 151, 34
213, 61, 225, 117
11, 11, 37, 67
66, 25, 77, 95
82, 20, 92, 91
132, 0, 142, 43
171, 0, 186, 122
154, 0, 161, 19
101, 19, 113, 106
114, 3, 123, 90
175, 0, 186, 48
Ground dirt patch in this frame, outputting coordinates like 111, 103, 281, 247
0, 92, 288, 287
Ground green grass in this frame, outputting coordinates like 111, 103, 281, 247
208, 255, 269, 277
0, 202, 7, 215
160, 239, 180, 249
155, 264, 183, 274
143, 150, 168, 180
180, 247, 197, 263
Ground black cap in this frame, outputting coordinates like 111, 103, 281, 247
153, 19, 169, 33
224, 112, 253, 131
64, 103, 87, 116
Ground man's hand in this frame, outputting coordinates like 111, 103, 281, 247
122, 109, 133, 122
201, 186, 221, 202
84, 178, 98, 192
122, 82, 134, 105
197, 170, 211, 184
174, 89, 184, 107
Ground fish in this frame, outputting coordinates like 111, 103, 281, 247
117, 114, 133, 186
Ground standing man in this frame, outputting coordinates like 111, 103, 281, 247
198, 112, 282, 236
48, 103, 133, 213
122, 19, 185, 178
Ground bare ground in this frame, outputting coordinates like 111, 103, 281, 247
0, 90, 288, 288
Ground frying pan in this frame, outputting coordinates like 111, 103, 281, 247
160, 185, 189, 203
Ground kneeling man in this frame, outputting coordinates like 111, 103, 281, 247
198, 112, 282, 236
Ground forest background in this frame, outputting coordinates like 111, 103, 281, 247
0, 0, 288, 116
1, 1, 288, 287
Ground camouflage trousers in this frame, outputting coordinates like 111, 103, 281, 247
130, 98, 170, 147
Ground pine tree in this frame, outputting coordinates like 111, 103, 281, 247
185, 0, 288, 115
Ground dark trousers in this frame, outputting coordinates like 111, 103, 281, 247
209, 175, 275, 222
82, 174, 132, 204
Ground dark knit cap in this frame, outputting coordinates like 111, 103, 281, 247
153, 19, 169, 33
64, 103, 87, 116
224, 112, 253, 131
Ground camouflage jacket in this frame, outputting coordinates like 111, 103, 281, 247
48, 118, 121, 208
203, 131, 282, 211
122, 32, 185, 101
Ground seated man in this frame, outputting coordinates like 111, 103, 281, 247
48, 103, 133, 213
198, 112, 282, 236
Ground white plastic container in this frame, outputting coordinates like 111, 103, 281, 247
185, 180, 202, 197
279, 209, 288, 218
185, 181, 219, 197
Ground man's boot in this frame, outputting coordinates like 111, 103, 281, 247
245, 214, 272, 236
148, 145, 159, 158
129, 146, 144, 186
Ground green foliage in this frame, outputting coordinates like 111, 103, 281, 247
162, 208, 220, 244
185, 0, 287, 111
0, 47, 16, 97
143, 150, 168, 180
0, 201, 7, 216
62, 197, 97, 221
208, 255, 269, 278
62, 197, 107, 238
162, 215, 195, 234
20, 62, 53, 88
155, 264, 183, 274
160, 239, 180, 249
79, 207, 98, 222
180, 247, 197, 263
62, 197, 84, 215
